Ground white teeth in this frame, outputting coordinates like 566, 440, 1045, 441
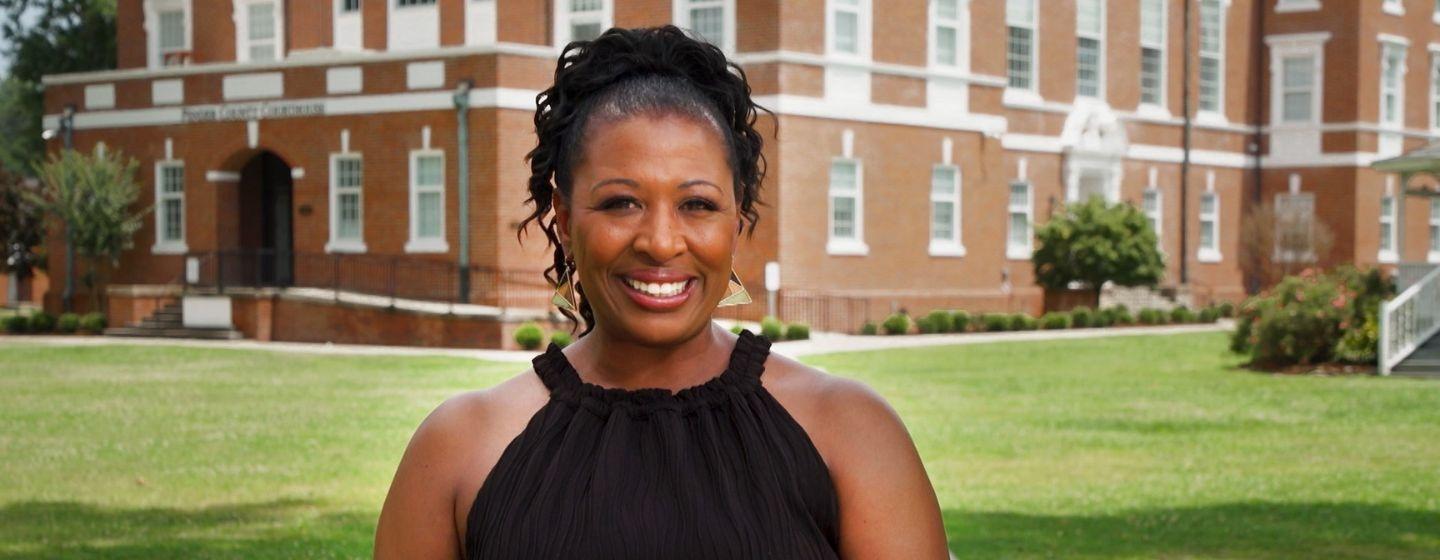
624, 278, 688, 297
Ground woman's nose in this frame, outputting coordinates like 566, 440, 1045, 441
634, 207, 686, 262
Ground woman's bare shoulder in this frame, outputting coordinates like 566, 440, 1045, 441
759, 353, 902, 465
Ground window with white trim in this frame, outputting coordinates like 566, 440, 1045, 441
1429, 198, 1440, 260
154, 162, 186, 253
1006, 181, 1032, 258
148, 0, 191, 68
557, 0, 610, 45
1432, 52, 1440, 130
1143, 187, 1162, 247
1199, 0, 1225, 114
1275, 0, 1320, 12
676, 0, 733, 51
1006, 0, 1037, 91
828, 0, 870, 58
1275, 192, 1315, 263
397, 0, 436, 5
828, 159, 865, 253
931, 0, 967, 69
341, 0, 361, 11
1199, 192, 1220, 260
1384, 0, 1404, 15
930, 165, 963, 255
328, 155, 365, 253
1381, 41, 1407, 129
1380, 194, 1398, 261
334, 0, 363, 50
242, 0, 281, 62
407, 151, 447, 252
1140, 0, 1166, 107
1279, 54, 1316, 123
1075, 0, 1103, 99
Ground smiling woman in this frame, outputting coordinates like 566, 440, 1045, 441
373, 25, 949, 560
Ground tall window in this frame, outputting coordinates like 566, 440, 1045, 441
1198, 0, 1225, 114
1143, 188, 1162, 246
1380, 194, 1398, 261
341, 0, 361, 11
1006, 0, 1037, 90
329, 155, 365, 252
1275, 192, 1316, 263
151, 0, 190, 68
828, 0, 869, 57
1431, 53, 1440, 130
1381, 41, 1407, 128
1139, 0, 1166, 107
407, 151, 446, 252
246, 1, 279, 61
560, 0, 608, 44
1075, 0, 1103, 98
1007, 181, 1032, 258
1430, 198, 1440, 259
154, 162, 185, 253
1280, 55, 1316, 123
677, 0, 730, 50
931, 0, 965, 68
930, 165, 962, 254
828, 159, 864, 252
1199, 192, 1220, 260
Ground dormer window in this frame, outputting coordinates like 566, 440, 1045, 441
146, 0, 192, 68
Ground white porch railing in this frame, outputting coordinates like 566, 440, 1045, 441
1379, 265, 1440, 374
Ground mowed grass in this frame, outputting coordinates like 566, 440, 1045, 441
1, 332, 1438, 558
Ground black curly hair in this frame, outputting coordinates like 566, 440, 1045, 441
517, 25, 772, 337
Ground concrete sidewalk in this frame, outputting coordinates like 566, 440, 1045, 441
2, 320, 1231, 362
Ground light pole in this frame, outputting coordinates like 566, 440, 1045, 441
59, 104, 76, 313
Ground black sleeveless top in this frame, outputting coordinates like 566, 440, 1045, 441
464, 330, 840, 559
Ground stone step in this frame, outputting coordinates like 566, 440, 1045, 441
104, 327, 243, 340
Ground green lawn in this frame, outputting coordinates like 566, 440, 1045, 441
2, 332, 1438, 559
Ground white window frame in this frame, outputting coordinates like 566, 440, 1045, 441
1197, 0, 1229, 123
152, 161, 187, 255
1138, 0, 1168, 113
674, 0, 735, 52
1434, 0, 1440, 24
1431, 47, 1440, 132
1006, 180, 1033, 260
1428, 197, 1440, 262
1274, 192, 1317, 263
1198, 191, 1222, 262
1380, 193, 1399, 263
1380, 37, 1409, 130
826, 0, 872, 60
1384, 0, 1405, 16
827, 158, 868, 256
144, 0, 192, 69
1277, 54, 1318, 124
1074, 0, 1105, 100
1004, 0, 1039, 102
1143, 187, 1163, 251
929, 164, 964, 257
233, 0, 285, 63
406, 150, 448, 253
929, 0, 970, 72
327, 153, 367, 254
334, 0, 364, 51
554, 0, 613, 46
1276, 0, 1320, 12
1266, 33, 1329, 127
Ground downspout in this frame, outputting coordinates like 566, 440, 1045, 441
453, 79, 474, 303
1249, 0, 1267, 294
61, 104, 76, 313
1180, 0, 1193, 286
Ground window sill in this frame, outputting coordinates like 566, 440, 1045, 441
405, 239, 449, 254
1383, 4, 1405, 16
1135, 103, 1173, 121
1198, 248, 1223, 263
1275, 0, 1321, 13
152, 242, 189, 255
1002, 88, 1044, 108
1428, 250, 1440, 263
1195, 110, 1228, 127
325, 240, 368, 254
928, 241, 967, 258
826, 239, 870, 256
1006, 246, 1032, 261
1379, 250, 1399, 264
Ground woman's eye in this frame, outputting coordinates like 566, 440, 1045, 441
600, 197, 640, 210
682, 198, 719, 211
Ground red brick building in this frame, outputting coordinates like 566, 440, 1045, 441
35, 0, 1440, 346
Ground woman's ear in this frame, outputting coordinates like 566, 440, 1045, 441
552, 190, 571, 250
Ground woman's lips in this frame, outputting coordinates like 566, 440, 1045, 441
616, 275, 697, 312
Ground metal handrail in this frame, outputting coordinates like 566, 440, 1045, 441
1379, 264, 1440, 374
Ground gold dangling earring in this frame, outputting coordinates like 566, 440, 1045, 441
716, 269, 753, 307
551, 257, 580, 312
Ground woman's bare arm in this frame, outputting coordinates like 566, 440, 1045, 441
374, 395, 482, 559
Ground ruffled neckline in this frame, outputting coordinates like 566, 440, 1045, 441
533, 329, 772, 413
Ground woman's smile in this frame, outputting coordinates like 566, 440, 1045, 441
616, 271, 699, 312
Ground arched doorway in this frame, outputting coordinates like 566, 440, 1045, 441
236, 151, 294, 286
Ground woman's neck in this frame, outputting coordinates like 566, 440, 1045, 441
567, 321, 733, 391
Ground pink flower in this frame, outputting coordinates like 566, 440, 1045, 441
1332, 296, 1347, 308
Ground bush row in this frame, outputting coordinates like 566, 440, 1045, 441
2, 312, 106, 334
731, 316, 810, 342
859, 302, 1234, 335
513, 322, 572, 350
512, 317, 811, 350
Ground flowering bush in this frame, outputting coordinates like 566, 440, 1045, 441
1230, 266, 1393, 367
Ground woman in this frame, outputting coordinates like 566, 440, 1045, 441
374, 26, 948, 559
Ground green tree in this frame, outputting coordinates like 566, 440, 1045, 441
28, 146, 147, 311
0, 0, 116, 174
1032, 196, 1165, 306
0, 165, 45, 277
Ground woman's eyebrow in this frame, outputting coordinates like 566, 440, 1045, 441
590, 178, 721, 191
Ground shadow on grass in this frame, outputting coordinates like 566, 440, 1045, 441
945, 501, 1440, 559
0, 499, 376, 559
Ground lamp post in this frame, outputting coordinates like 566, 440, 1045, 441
453, 80, 474, 303
59, 104, 76, 313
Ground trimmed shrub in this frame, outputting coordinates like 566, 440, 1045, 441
882, 313, 911, 335
859, 321, 878, 335
760, 316, 784, 341
1105, 306, 1135, 326
1009, 313, 1038, 331
1041, 312, 1071, 330
1068, 306, 1094, 328
1198, 307, 1220, 323
1170, 306, 1196, 324
924, 310, 953, 334
1231, 266, 1393, 367
78, 313, 106, 333
513, 322, 544, 350
1217, 301, 1236, 318
982, 313, 1009, 332
2, 314, 29, 334
1091, 308, 1115, 328
1136, 308, 1163, 325
784, 322, 811, 341
950, 311, 972, 333
549, 331, 573, 348
56, 313, 80, 333
28, 312, 55, 333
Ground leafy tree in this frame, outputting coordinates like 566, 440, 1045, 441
1032, 196, 1165, 306
0, 165, 45, 277
28, 145, 147, 311
0, 0, 116, 174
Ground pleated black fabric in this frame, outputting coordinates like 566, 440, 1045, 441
464, 329, 840, 559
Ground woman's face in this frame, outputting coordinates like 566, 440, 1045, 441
553, 112, 739, 346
